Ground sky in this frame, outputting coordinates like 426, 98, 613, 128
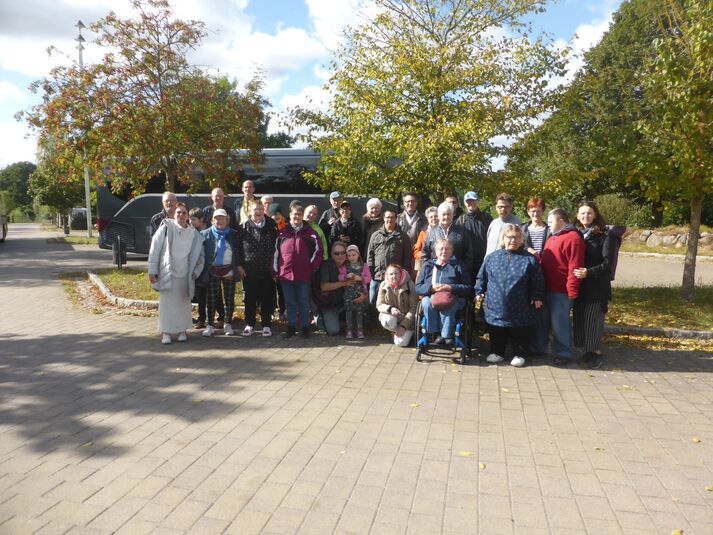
0, 0, 624, 169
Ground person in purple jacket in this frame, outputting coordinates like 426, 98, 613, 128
273, 204, 324, 338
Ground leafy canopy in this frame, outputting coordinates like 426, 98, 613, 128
290, 0, 566, 199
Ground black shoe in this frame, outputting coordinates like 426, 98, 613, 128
582, 352, 603, 369
300, 326, 311, 338
552, 356, 569, 368
283, 326, 296, 338
443, 338, 453, 346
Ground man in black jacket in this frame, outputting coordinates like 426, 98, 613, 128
458, 191, 493, 279
149, 191, 177, 236
203, 187, 239, 230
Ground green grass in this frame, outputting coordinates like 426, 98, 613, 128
609, 286, 713, 331
620, 241, 713, 256
47, 235, 98, 245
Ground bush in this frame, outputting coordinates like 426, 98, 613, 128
594, 194, 650, 228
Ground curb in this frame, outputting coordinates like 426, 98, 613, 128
87, 271, 712, 341
619, 251, 713, 263
604, 324, 713, 340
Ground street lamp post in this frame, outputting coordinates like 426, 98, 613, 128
76, 20, 93, 238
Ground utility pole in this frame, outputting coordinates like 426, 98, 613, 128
76, 20, 93, 238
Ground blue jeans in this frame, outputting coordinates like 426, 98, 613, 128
547, 292, 573, 359
316, 306, 342, 335
281, 280, 311, 328
368, 279, 382, 306
423, 296, 464, 338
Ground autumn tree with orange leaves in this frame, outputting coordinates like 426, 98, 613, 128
19, 0, 266, 194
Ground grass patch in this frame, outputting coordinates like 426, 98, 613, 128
609, 286, 713, 331
47, 235, 98, 245
94, 267, 244, 305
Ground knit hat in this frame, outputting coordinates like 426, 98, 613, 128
346, 244, 359, 254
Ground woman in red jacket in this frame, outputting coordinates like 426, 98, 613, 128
273, 205, 324, 338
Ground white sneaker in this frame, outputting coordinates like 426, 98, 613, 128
262, 327, 272, 337
224, 323, 234, 336
486, 353, 504, 363
243, 325, 254, 337
202, 325, 215, 337
161, 333, 172, 345
511, 356, 526, 367
177, 331, 187, 342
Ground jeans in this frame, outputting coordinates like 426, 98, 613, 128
546, 292, 573, 359
281, 280, 311, 328
368, 279, 382, 306
422, 296, 465, 339
316, 306, 342, 335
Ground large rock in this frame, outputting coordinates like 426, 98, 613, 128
646, 233, 663, 247
639, 229, 652, 241
662, 235, 678, 246
677, 234, 688, 245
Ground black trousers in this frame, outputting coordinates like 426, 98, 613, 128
487, 324, 530, 357
243, 274, 275, 328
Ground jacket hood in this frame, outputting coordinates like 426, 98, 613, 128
551, 223, 579, 236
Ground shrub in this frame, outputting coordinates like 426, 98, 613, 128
594, 194, 650, 228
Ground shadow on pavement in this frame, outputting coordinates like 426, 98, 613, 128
0, 331, 296, 457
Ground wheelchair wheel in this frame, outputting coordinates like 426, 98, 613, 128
416, 348, 423, 362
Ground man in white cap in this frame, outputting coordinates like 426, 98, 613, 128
458, 191, 493, 279
318, 191, 342, 236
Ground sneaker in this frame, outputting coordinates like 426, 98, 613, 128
202, 325, 215, 337
177, 331, 187, 342
283, 326, 296, 338
511, 356, 525, 367
300, 326, 311, 338
434, 336, 446, 345
161, 333, 172, 345
224, 323, 234, 336
346, 330, 354, 339
486, 353, 504, 363
582, 352, 603, 370
552, 356, 569, 367
262, 327, 272, 337
243, 325, 254, 337
443, 338, 453, 346
357, 330, 365, 339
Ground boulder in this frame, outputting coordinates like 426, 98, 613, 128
646, 233, 663, 247
639, 229, 652, 241
676, 234, 688, 245
662, 235, 678, 246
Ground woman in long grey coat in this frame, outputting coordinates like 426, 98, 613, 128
148, 203, 205, 344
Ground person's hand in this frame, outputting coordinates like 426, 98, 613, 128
573, 267, 588, 279
395, 326, 406, 338
353, 293, 368, 304
329, 217, 337, 225
149, 274, 158, 284
533, 299, 543, 310
191, 272, 197, 280
475, 293, 484, 304
390, 307, 402, 317
237, 266, 247, 279
433, 283, 451, 292
346, 273, 355, 280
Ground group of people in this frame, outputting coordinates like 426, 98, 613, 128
148, 184, 617, 370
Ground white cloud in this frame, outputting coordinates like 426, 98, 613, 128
0, 121, 37, 166
0, 81, 25, 104
305, 0, 373, 51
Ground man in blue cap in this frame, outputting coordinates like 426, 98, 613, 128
458, 191, 493, 280
318, 191, 342, 236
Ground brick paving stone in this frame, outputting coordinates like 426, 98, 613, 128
3, 224, 713, 534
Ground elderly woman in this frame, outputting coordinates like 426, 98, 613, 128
573, 201, 615, 369
376, 263, 418, 347
415, 239, 472, 345
361, 197, 383, 253
413, 206, 438, 274
148, 202, 204, 344
273, 204, 324, 338
200, 208, 239, 337
421, 201, 474, 275
476, 224, 545, 367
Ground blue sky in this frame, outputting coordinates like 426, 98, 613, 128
0, 0, 623, 168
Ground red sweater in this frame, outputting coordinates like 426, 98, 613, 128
540, 225, 585, 299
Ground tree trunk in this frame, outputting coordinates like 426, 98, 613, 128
680, 193, 702, 301
651, 199, 664, 226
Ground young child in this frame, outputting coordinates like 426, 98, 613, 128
339, 244, 371, 338
189, 207, 209, 328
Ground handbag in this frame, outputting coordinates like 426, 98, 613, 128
211, 264, 233, 278
430, 265, 454, 310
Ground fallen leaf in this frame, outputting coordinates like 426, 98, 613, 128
479, 462, 486, 471
704, 485, 713, 492
594, 447, 605, 452
335, 369, 341, 373
501, 388, 510, 393
671, 530, 683, 535
192, 399, 204, 404
457, 451, 474, 457
175, 368, 182, 371
692, 437, 701, 443
80, 441, 93, 448
409, 403, 420, 408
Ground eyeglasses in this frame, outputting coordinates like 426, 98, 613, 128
333, 251, 346, 256
504, 235, 519, 241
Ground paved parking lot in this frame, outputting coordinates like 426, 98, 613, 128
1, 224, 712, 534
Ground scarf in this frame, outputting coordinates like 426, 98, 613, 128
210, 225, 233, 265
582, 227, 593, 241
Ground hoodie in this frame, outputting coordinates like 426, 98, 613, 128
540, 224, 585, 299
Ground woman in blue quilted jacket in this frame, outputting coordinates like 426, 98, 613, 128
475, 224, 545, 367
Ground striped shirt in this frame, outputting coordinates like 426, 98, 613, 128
528, 225, 547, 253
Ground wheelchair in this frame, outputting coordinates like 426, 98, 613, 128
414, 297, 477, 365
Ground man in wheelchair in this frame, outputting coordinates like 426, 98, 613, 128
415, 238, 472, 345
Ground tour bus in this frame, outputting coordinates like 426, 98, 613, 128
97, 148, 396, 256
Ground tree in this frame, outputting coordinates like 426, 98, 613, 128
0, 162, 36, 212
290, 0, 566, 199
258, 115, 295, 148
19, 0, 266, 194
28, 138, 84, 216
642, 0, 713, 300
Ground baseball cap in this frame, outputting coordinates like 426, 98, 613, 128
330, 191, 342, 199
464, 191, 479, 202
340, 200, 351, 208
213, 208, 228, 218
